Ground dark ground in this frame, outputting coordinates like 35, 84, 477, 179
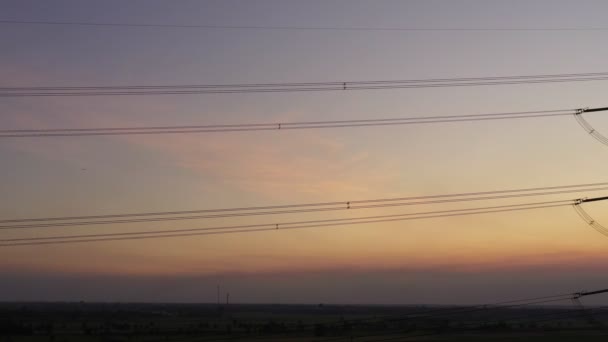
1, 302, 606, 341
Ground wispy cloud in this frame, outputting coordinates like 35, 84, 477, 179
1, 63, 401, 199
125, 129, 402, 199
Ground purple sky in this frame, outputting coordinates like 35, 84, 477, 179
1, 0, 608, 305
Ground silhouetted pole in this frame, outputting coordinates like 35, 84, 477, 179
580, 196, 608, 204
581, 107, 608, 113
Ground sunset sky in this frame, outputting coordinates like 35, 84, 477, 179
1, 0, 608, 305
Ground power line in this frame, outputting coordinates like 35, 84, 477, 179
0, 189, 603, 230
2, 107, 605, 140
0, 200, 578, 247
2, 107, 605, 141
573, 196, 608, 238
3, 20, 608, 32
0, 109, 577, 138
575, 108, 608, 147
1, 182, 605, 229
2, 72, 608, 97
5, 72, 608, 91
0, 109, 575, 132
0, 200, 574, 240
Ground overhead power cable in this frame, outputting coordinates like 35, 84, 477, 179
1, 107, 605, 139
0, 199, 580, 247
573, 196, 608, 238
3, 20, 608, 32
2, 72, 608, 97
575, 107, 608, 147
0, 109, 577, 138
1, 182, 606, 230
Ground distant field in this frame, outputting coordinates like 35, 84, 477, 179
1, 302, 606, 341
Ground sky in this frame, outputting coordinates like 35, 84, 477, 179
1, 0, 608, 305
